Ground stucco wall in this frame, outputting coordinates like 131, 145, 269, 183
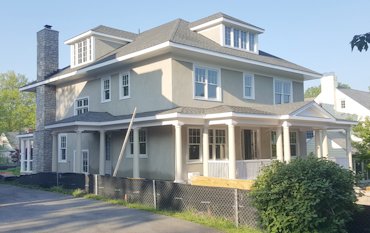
198, 25, 222, 45
293, 81, 304, 102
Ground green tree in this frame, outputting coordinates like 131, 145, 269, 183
351, 33, 370, 52
352, 117, 370, 168
0, 71, 35, 132
304, 85, 321, 98
250, 157, 357, 233
337, 82, 351, 89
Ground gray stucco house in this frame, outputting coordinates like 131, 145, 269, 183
19, 13, 354, 182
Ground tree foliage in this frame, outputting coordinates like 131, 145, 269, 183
337, 82, 351, 89
304, 86, 321, 98
250, 157, 357, 233
0, 71, 35, 133
351, 33, 370, 52
353, 117, 370, 166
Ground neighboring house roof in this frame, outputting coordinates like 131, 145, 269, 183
22, 14, 320, 90
91, 25, 137, 40
189, 12, 264, 31
338, 88, 370, 110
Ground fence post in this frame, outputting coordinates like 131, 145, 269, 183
94, 174, 98, 195
153, 179, 157, 209
234, 188, 239, 228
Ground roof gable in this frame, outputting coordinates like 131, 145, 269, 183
292, 102, 334, 119
338, 88, 370, 110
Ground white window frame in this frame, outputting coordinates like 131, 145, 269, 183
273, 78, 293, 104
208, 128, 228, 160
119, 71, 130, 99
187, 127, 202, 163
193, 65, 221, 102
127, 129, 148, 158
223, 25, 258, 53
58, 134, 67, 163
71, 37, 95, 68
290, 131, 298, 157
243, 73, 255, 99
341, 99, 346, 109
74, 96, 89, 115
101, 76, 111, 103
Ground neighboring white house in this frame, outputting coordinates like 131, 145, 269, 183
308, 73, 370, 178
20, 13, 355, 182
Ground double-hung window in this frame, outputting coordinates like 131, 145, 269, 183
271, 131, 277, 159
274, 79, 292, 104
233, 29, 240, 48
58, 134, 67, 162
225, 26, 231, 46
188, 128, 201, 161
194, 66, 220, 101
129, 129, 147, 157
243, 73, 254, 99
101, 77, 111, 102
75, 97, 88, 115
249, 32, 255, 52
119, 72, 130, 99
209, 129, 227, 160
290, 132, 297, 156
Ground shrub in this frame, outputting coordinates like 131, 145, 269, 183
250, 156, 357, 233
72, 188, 87, 197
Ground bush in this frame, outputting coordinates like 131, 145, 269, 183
250, 157, 357, 233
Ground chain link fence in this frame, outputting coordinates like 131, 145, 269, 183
95, 175, 259, 228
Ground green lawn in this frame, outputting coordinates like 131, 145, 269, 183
0, 166, 20, 176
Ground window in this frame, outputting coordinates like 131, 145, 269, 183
243, 73, 254, 99
75, 97, 89, 115
223, 25, 257, 52
101, 77, 111, 102
194, 66, 220, 101
271, 131, 277, 159
209, 129, 227, 160
274, 79, 292, 104
225, 26, 231, 46
58, 134, 67, 162
82, 150, 89, 173
306, 131, 314, 139
72, 37, 93, 67
188, 128, 201, 161
20, 139, 33, 173
119, 72, 130, 99
290, 132, 297, 156
129, 129, 147, 156
249, 32, 255, 52
341, 100, 346, 109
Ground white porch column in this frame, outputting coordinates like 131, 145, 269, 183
20, 139, 25, 172
133, 127, 140, 178
202, 125, 209, 177
282, 121, 291, 163
314, 129, 322, 158
174, 122, 184, 183
228, 121, 237, 179
75, 130, 82, 173
346, 127, 353, 170
276, 127, 283, 162
99, 130, 106, 176
51, 132, 58, 172
322, 129, 329, 159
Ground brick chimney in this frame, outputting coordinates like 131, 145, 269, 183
34, 25, 58, 172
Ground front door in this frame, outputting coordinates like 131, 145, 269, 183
243, 130, 257, 160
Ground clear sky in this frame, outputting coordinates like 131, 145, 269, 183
0, 0, 369, 91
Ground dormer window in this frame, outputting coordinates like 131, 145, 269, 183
224, 26, 257, 52
71, 37, 94, 67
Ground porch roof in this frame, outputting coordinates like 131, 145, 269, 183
45, 101, 356, 131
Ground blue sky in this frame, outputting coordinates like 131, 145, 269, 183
0, 0, 369, 91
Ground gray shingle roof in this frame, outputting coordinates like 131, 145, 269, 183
189, 12, 264, 31
39, 14, 319, 83
338, 88, 370, 110
92, 25, 137, 40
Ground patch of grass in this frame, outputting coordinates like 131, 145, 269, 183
0, 167, 20, 176
82, 194, 262, 233
72, 188, 86, 197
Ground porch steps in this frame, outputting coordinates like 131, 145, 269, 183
190, 176, 255, 190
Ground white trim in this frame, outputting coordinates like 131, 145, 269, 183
190, 17, 264, 33
243, 72, 255, 99
193, 64, 222, 102
187, 127, 203, 163
101, 76, 111, 103
65, 30, 132, 45
58, 134, 67, 163
119, 71, 131, 100
17, 133, 34, 138
74, 96, 89, 115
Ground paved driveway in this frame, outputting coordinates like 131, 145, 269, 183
0, 184, 220, 233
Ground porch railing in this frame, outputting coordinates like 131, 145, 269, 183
236, 159, 272, 180
208, 159, 273, 180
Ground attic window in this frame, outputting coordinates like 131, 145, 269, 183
224, 26, 257, 52
72, 37, 94, 67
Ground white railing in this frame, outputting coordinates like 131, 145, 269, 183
208, 160, 229, 178
236, 159, 272, 180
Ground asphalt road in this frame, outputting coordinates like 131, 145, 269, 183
0, 184, 220, 233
